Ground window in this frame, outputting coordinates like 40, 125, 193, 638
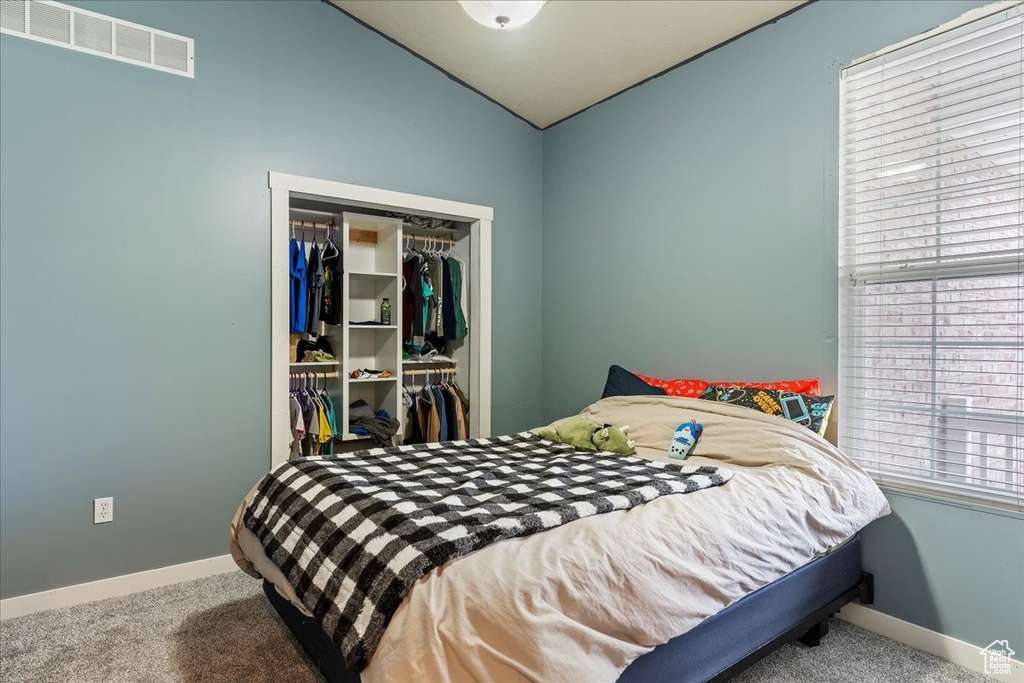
839, 5, 1023, 510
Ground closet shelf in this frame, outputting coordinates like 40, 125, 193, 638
349, 270, 398, 279
341, 433, 374, 442
289, 361, 340, 368
349, 376, 398, 384
350, 324, 398, 330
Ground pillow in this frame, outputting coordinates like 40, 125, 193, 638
634, 372, 820, 398
602, 365, 668, 399
697, 385, 835, 436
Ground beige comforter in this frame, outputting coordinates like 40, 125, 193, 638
230, 395, 889, 682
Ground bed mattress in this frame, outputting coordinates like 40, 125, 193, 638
263, 537, 864, 683
232, 395, 889, 682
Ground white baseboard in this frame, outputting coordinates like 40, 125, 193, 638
0, 554, 238, 621
839, 603, 1023, 682
2, 563, 1020, 682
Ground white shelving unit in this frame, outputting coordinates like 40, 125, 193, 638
270, 172, 493, 467
341, 213, 403, 439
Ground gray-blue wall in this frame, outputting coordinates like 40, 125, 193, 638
2, 0, 1020, 656
0, 0, 542, 598
541, 0, 1022, 651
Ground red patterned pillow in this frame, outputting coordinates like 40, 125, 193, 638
632, 372, 819, 398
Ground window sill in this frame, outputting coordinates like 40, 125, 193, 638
874, 480, 1024, 520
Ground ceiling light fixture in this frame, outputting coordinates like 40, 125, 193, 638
458, 1, 546, 30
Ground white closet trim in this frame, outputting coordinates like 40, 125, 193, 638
268, 172, 493, 467
269, 172, 493, 221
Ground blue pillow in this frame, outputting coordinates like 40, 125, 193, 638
602, 365, 667, 399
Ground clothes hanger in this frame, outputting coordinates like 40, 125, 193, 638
323, 221, 338, 256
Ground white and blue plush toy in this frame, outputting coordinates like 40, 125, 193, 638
669, 420, 703, 460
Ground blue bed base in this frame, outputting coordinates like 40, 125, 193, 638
263, 536, 868, 683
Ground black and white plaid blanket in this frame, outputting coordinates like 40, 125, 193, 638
243, 432, 733, 672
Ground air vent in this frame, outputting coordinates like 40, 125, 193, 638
27, 0, 68, 43
114, 22, 150, 63
0, 0, 27, 33
0, 1, 193, 78
73, 11, 111, 53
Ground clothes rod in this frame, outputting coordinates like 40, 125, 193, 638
289, 219, 331, 231
403, 369, 458, 377
289, 372, 338, 379
407, 233, 456, 246
289, 220, 378, 245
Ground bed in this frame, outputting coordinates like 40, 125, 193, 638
230, 395, 889, 682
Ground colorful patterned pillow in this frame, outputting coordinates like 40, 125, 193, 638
634, 373, 820, 398
697, 385, 835, 436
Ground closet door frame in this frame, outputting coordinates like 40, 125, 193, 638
269, 171, 493, 468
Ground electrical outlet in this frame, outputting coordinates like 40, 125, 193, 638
94, 497, 113, 524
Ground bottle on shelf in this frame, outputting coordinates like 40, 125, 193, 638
380, 297, 392, 325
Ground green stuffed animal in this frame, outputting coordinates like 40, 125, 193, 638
592, 423, 635, 454
535, 416, 636, 455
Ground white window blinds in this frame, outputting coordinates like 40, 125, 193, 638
839, 4, 1023, 510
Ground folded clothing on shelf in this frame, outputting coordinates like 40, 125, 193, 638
349, 399, 400, 447
296, 335, 334, 363
301, 350, 337, 363
351, 369, 393, 380
405, 341, 441, 362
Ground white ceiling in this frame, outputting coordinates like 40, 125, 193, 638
331, 0, 805, 129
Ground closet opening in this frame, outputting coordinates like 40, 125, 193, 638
270, 173, 492, 466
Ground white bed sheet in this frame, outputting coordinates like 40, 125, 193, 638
231, 395, 889, 682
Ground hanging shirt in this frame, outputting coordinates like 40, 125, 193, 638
447, 256, 468, 339
317, 396, 332, 448
410, 254, 432, 353
320, 392, 337, 455
443, 386, 459, 440
441, 258, 458, 341
447, 385, 467, 440
432, 385, 448, 442
418, 388, 441, 443
289, 395, 305, 459
404, 389, 423, 444
306, 241, 325, 334
402, 259, 415, 347
453, 383, 470, 419
301, 394, 319, 457
289, 238, 307, 333
320, 237, 342, 325
426, 256, 443, 336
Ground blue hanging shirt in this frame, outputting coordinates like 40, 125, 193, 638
290, 238, 307, 333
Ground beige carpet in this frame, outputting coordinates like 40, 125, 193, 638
0, 571, 989, 682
